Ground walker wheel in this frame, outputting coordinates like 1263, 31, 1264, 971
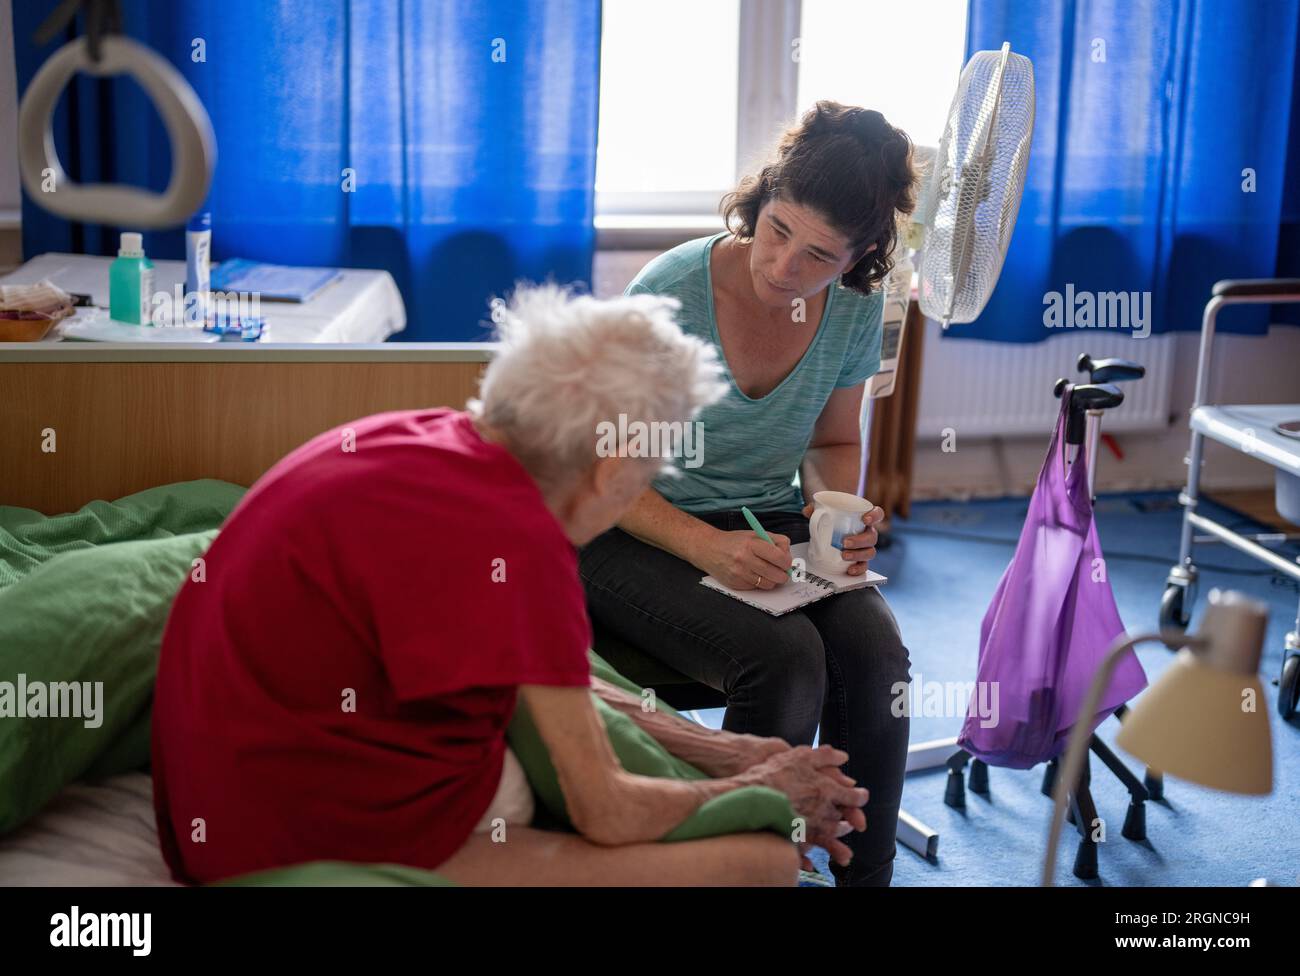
1279, 654, 1300, 721
1159, 585, 1189, 633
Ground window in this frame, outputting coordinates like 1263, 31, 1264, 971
796, 0, 968, 143
596, 0, 969, 222
595, 0, 740, 216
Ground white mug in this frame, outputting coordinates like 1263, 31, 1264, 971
808, 490, 873, 576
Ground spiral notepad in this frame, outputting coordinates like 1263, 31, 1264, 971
699, 542, 886, 616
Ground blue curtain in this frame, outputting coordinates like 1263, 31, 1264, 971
956, 0, 1300, 342
12, 0, 601, 341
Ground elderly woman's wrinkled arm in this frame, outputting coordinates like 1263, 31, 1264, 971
589, 675, 787, 777
519, 684, 764, 845
519, 684, 869, 862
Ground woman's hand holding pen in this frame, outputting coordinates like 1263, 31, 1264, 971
691, 528, 792, 590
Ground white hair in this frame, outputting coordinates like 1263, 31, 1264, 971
467, 284, 727, 490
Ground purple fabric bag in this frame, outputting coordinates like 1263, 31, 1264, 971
957, 390, 1148, 768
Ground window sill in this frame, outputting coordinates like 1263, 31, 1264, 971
595, 214, 725, 251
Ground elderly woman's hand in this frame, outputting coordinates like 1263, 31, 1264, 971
692, 527, 792, 590
801, 502, 886, 576
694, 732, 790, 778
742, 744, 869, 868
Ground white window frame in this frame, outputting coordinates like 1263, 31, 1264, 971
595, 0, 802, 247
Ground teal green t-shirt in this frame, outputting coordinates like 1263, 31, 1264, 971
626, 233, 883, 514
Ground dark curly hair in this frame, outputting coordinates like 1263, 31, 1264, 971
720, 101, 917, 294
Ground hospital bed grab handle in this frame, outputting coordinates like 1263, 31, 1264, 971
18, 35, 215, 229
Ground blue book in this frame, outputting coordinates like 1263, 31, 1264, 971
210, 259, 342, 303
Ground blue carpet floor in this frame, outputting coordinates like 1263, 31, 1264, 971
695, 491, 1300, 886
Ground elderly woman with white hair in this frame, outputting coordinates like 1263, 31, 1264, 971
151, 285, 868, 887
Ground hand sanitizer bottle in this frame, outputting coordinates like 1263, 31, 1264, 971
109, 232, 154, 325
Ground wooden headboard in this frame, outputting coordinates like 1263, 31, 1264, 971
3, 301, 930, 520
0, 343, 494, 514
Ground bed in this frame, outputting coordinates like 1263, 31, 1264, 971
0, 342, 490, 885
0, 341, 492, 515
0, 773, 173, 886
0, 341, 796, 885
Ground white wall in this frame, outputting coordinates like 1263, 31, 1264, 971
0, 0, 20, 225
908, 321, 1300, 500
594, 248, 1300, 501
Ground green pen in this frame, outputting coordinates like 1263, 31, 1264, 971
741, 506, 792, 577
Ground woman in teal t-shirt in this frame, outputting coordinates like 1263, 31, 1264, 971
579, 102, 918, 886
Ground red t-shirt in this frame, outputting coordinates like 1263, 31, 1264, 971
151, 409, 592, 883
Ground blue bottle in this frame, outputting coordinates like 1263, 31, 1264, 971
185, 211, 212, 326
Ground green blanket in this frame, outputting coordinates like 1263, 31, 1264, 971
0, 480, 793, 885
0, 479, 245, 588
0, 481, 245, 832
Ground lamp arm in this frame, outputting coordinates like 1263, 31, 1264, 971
1041, 630, 1206, 886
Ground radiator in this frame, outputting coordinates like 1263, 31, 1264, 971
914, 320, 1176, 439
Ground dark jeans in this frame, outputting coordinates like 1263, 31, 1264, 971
579, 510, 912, 886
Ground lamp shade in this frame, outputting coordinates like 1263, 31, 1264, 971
1115, 590, 1273, 795
1116, 651, 1273, 794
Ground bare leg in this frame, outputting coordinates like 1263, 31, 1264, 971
435, 827, 799, 887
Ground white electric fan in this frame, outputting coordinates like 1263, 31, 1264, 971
856, 41, 1035, 496
859, 43, 1035, 861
